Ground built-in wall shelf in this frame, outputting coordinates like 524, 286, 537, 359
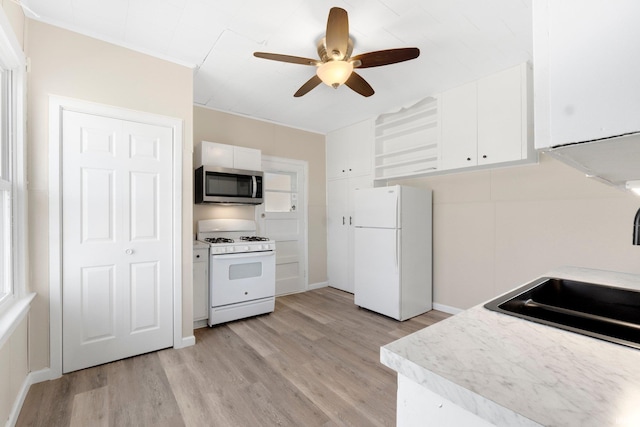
374, 97, 440, 180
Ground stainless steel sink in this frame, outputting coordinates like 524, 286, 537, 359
484, 277, 640, 350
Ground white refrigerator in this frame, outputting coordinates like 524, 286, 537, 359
353, 185, 432, 321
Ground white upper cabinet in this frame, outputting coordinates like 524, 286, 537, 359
533, 0, 640, 149
440, 82, 477, 170
477, 65, 528, 165
326, 119, 373, 179
440, 63, 532, 172
195, 141, 262, 170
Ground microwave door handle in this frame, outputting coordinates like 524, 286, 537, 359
252, 176, 257, 198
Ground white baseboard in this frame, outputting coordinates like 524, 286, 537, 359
432, 302, 463, 315
7, 367, 54, 427
176, 335, 195, 349
308, 281, 328, 291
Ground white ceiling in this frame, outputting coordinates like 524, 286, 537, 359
21, 0, 532, 134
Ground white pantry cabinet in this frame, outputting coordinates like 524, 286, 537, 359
193, 246, 209, 323
326, 119, 374, 179
440, 63, 532, 170
326, 120, 374, 293
326, 175, 372, 293
533, 0, 640, 149
195, 141, 262, 170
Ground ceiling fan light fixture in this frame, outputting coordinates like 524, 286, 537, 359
317, 60, 353, 88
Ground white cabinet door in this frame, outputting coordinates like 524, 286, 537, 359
397, 374, 495, 427
440, 82, 478, 169
326, 119, 373, 179
327, 179, 350, 292
196, 141, 234, 168
193, 248, 209, 321
327, 175, 372, 293
346, 120, 373, 177
477, 65, 524, 165
232, 146, 262, 171
326, 130, 349, 179
62, 111, 173, 373
534, 1, 640, 148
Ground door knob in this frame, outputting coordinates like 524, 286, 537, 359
125, 248, 133, 255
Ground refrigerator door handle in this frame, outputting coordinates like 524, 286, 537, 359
395, 230, 399, 273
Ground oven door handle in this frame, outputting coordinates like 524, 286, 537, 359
211, 251, 274, 260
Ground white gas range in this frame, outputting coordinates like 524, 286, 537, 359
197, 219, 276, 326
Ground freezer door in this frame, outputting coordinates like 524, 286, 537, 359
354, 227, 400, 319
354, 186, 400, 228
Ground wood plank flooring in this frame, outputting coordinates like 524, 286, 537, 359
17, 287, 450, 427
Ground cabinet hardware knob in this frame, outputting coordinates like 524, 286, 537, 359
125, 248, 133, 255
483, 155, 487, 158
466, 157, 471, 161
196, 254, 200, 258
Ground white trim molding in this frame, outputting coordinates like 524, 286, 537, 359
48, 96, 184, 378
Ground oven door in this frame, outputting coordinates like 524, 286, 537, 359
210, 251, 275, 307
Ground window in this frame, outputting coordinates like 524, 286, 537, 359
0, 9, 26, 311
264, 171, 297, 213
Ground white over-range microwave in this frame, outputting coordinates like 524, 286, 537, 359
195, 165, 263, 205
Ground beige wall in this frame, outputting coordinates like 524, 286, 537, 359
26, 20, 194, 370
0, 317, 28, 424
193, 106, 327, 285
392, 153, 640, 310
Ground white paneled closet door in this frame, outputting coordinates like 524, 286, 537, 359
61, 111, 173, 373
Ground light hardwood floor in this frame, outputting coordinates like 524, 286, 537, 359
17, 287, 449, 427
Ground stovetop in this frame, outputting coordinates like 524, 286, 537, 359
196, 219, 275, 254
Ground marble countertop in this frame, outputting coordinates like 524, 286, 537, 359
381, 267, 640, 427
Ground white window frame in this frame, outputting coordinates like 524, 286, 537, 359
0, 7, 29, 320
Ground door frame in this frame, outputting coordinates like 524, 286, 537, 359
257, 155, 309, 294
48, 96, 184, 379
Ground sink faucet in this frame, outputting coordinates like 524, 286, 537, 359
634, 208, 640, 245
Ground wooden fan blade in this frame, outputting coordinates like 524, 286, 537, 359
254, 52, 318, 66
345, 71, 374, 97
351, 47, 420, 69
294, 75, 322, 97
325, 7, 349, 59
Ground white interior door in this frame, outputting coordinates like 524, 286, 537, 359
62, 110, 173, 373
256, 157, 307, 296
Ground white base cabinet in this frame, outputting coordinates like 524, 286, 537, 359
193, 247, 209, 322
397, 374, 495, 427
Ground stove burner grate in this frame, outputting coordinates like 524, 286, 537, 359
204, 237, 235, 244
240, 236, 270, 242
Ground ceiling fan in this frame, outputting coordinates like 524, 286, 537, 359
253, 7, 420, 97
